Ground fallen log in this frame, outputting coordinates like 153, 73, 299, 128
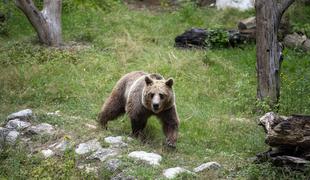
237, 16, 255, 30
257, 112, 310, 170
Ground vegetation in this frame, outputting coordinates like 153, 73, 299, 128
0, 1, 309, 179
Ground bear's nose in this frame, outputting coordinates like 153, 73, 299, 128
153, 103, 159, 110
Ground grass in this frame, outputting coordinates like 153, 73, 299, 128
0, 2, 310, 179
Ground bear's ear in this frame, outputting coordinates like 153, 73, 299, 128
145, 76, 153, 86
165, 78, 173, 88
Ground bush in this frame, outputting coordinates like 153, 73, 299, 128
0, 1, 11, 35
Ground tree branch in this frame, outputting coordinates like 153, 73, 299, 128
277, 0, 295, 17
15, 0, 45, 29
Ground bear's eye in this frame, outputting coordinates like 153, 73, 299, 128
149, 93, 155, 98
159, 93, 165, 99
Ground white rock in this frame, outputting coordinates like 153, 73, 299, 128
106, 159, 122, 172
193, 162, 221, 172
5, 119, 31, 130
0, 127, 10, 138
7, 109, 33, 120
41, 149, 54, 158
84, 123, 97, 129
75, 139, 102, 155
216, 0, 254, 10
6, 130, 20, 144
49, 140, 71, 152
77, 164, 98, 173
128, 151, 162, 166
105, 136, 128, 147
87, 148, 118, 161
27, 123, 55, 135
163, 167, 192, 179
46, 110, 61, 117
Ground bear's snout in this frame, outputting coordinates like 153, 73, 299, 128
153, 103, 159, 110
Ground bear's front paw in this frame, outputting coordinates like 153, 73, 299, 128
165, 139, 176, 148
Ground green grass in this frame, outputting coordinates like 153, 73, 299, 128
0, 2, 310, 179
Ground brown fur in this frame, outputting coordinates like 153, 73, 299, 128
98, 71, 179, 147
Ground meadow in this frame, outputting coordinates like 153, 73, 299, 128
0, 1, 309, 179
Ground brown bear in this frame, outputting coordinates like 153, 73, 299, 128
98, 71, 179, 148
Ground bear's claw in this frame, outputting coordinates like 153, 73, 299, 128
166, 140, 176, 148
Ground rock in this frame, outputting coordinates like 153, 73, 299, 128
41, 149, 54, 158
302, 39, 310, 51
105, 136, 128, 147
75, 139, 102, 155
84, 123, 97, 129
283, 33, 307, 49
27, 123, 55, 135
7, 109, 33, 120
0, 128, 10, 150
163, 167, 192, 179
77, 164, 99, 174
5, 119, 31, 130
111, 173, 135, 180
216, 0, 254, 10
49, 140, 71, 152
106, 159, 122, 172
6, 130, 20, 144
193, 162, 221, 172
46, 110, 61, 117
0, 127, 10, 140
87, 148, 118, 162
128, 151, 162, 166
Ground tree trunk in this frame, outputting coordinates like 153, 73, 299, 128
255, 0, 295, 107
15, 0, 62, 46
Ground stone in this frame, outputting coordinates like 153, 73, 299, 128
46, 110, 61, 116
75, 139, 102, 155
105, 136, 128, 147
6, 130, 20, 144
55, 140, 70, 151
0, 127, 10, 141
87, 148, 118, 162
84, 123, 97, 129
163, 167, 192, 179
193, 162, 221, 172
7, 109, 33, 120
302, 39, 310, 51
41, 149, 54, 158
128, 151, 162, 166
77, 164, 98, 174
27, 123, 55, 135
5, 119, 31, 130
283, 33, 307, 49
49, 140, 71, 152
106, 159, 122, 172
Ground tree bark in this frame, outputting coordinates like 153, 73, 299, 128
15, 0, 62, 46
255, 0, 295, 107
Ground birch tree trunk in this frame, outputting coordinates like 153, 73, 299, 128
255, 0, 295, 107
15, 0, 62, 46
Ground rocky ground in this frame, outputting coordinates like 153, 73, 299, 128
0, 109, 221, 179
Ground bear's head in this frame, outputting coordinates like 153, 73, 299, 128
142, 75, 175, 113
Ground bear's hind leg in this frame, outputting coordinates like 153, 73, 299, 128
98, 95, 125, 129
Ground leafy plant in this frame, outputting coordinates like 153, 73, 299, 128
206, 28, 229, 48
